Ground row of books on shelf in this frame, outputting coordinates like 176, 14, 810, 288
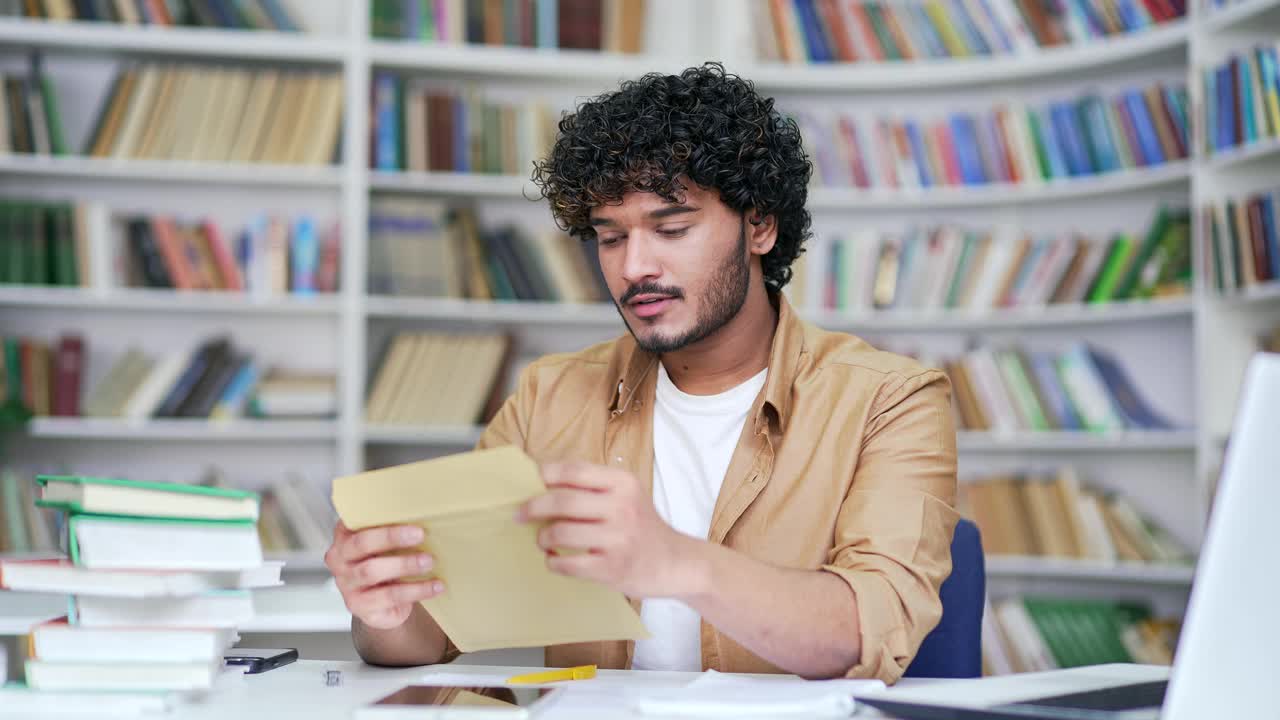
1202, 43, 1280, 155
1203, 188, 1280, 292
940, 343, 1178, 433
984, 596, 1177, 675
369, 199, 609, 301
1, 55, 65, 156
371, 77, 556, 174
371, 0, 645, 53
959, 468, 1190, 564
0, 199, 90, 287
1, 334, 337, 420
365, 330, 511, 427
754, 0, 1186, 65
83, 63, 343, 166
792, 207, 1191, 313
3, 0, 303, 29
0, 475, 277, 702
799, 82, 1189, 191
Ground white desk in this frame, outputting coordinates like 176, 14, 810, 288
141, 661, 1173, 720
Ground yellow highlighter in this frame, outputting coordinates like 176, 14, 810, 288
505, 664, 597, 684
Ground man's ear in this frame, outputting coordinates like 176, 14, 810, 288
745, 210, 778, 257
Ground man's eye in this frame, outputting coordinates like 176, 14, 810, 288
598, 235, 621, 246
658, 227, 688, 238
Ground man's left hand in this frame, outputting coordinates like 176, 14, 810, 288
516, 461, 700, 599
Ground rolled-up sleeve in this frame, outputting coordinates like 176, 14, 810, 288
821, 370, 959, 684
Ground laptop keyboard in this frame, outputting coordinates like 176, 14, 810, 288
1009, 680, 1169, 711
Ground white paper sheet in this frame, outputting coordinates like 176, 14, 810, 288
626, 670, 886, 718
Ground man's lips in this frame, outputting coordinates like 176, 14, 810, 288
628, 294, 677, 318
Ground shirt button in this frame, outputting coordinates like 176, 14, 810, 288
615, 456, 624, 463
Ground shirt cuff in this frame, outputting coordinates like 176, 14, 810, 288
820, 565, 912, 685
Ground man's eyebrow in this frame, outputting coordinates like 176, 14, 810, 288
588, 204, 701, 227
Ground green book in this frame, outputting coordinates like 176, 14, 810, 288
36, 475, 260, 522
1087, 234, 1135, 303
863, 4, 903, 61
39, 74, 66, 156
1112, 207, 1171, 301
1026, 109, 1053, 181
944, 233, 976, 309
3, 338, 22, 405
997, 351, 1051, 431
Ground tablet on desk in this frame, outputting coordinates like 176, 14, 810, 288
357, 685, 559, 719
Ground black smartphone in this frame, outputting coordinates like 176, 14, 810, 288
223, 648, 299, 674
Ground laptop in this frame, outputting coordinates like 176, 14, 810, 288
860, 352, 1280, 720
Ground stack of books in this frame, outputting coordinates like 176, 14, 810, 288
0, 199, 100, 288
0, 475, 281, 713
365, 330, 512, 428
369, 0, 647, 53
1202, 43, 1280, 156
1, 53, 65, 157
1202, 187, 1279, 293
5, 0, 304, 29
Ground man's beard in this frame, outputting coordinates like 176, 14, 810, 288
616, 221, 751, 355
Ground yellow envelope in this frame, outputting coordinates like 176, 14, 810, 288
331, 445, 649, 653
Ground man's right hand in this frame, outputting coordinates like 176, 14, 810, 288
325, 521, 445, 630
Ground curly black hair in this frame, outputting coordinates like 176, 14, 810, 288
531, 62, 813, 291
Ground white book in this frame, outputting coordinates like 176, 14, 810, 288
32, 624, 237, 664
121, 349, 193, 420
0, 686, 182, 716
74, 592, 254, 629
271, 478, 329, 551
0, 559, 282, 597
70, 516, 263, 571
965, 226, 1019, 311
25, 659, 222, 692
1076, 493, 1119, 564
994, 599, 1058, 672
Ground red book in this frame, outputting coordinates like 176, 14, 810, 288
933, 122, 964, 186
994, 109, 1021, 184
839, 116, 871, 188
1112, 98, 1147, 167
874, 119, 899, 188
1248, 198, 1273, 283
846, 1, 884, 61
818, 0, 858, 62
150, 218, 197, 289
317, 222, 341, 293
51, 334, 84, 417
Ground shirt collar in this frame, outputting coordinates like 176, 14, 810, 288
609, 291, 807, 434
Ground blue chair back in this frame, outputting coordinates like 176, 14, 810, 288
903, 518, 985, 678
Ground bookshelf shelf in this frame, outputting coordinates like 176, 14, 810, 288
807, 161, 1192, 210
368, 39, 667, 82
1202, 0, 1280, 33
746, 21, 1190, 92
363, 424, 484, 446
1214, 281, 1280, 306
0, 155, 343, 188
0, 287, 343, 315
985, 556, 1195, 584
365, 295, 621, 325
23, 418, 339, 441
0, 18, 348, 62
956, 431, 1198, 452
368, 170, 534, 198
808, 297, 1195, 332
1200, 137, 1280, 173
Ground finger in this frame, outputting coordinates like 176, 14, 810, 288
340, 524, 425, 564
519, 488, 612, 523
538, 521, 613, 552
540, 462, 618, 491
347, 553, 434, 589
358, 579, 446, 611
547, 552, 605, 581
360, 606, 413, 630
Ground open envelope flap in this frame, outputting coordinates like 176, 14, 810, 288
331, 446, 545, 529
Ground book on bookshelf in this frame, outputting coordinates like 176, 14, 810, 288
369, 0, 647, 53
369, 76, 557, 174
1, 51, 66, 156
1202, 42, 1280, 155
82, 63, 343, 166
368, 199, 609, 301
119, 212, 341, 295
984, 595, 1178, 675
796, 80, 1189, 191
0, 469, 62, 554
256, 473, 338, 553
3, 333, 337, 420
793, 206, 1190, 313
1202, 188, 1279, 292
753, 0, 1188, 65
3, 0, 304, 30
364, 330, 512, 427
941, 342, 1180, 433
0, 198, 102, 287
959, 467, 1192, 563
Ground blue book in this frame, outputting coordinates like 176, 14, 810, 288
947, 0, 990, 55
974, 113, 1008, 183
1007, 235, 1048, 304
212, 360, 260, 419
403, 0, 420, 39
1115, 0, 1144, 31
154, 339, 225, 418
1241, 54, 1259, 143
1080, 97, 1120, 172
974, 0, 1013, 53
1125, 90, 1166, 165
904, 121, 934, 188
908, 4, 946, 58
536, 0, 557, 48
1163, 85, 1190, 151
453, 96, 468, 173
373, 73, 399, 171
1050, 102, 1092, 176
1259, 49, 1280, 134
1220, 63, 1237, 149
1088, 346, 1176, 430
793, 0, 830, 62
1263, 193, 1280, 280
1029, 352, 1082, 431
290, 217, 318, 295
258, 0, 300, 32
1075, 0, 1109, 38
949, 114, 986, 184
1205, 68, 1218, 154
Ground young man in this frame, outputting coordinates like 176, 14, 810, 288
325, 63, 958, 684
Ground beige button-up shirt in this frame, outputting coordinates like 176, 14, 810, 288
471, 293, 959, 684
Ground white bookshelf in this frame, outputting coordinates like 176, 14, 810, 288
1, 0, 1270, 631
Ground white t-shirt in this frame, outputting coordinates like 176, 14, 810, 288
630, 362, 768, 672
